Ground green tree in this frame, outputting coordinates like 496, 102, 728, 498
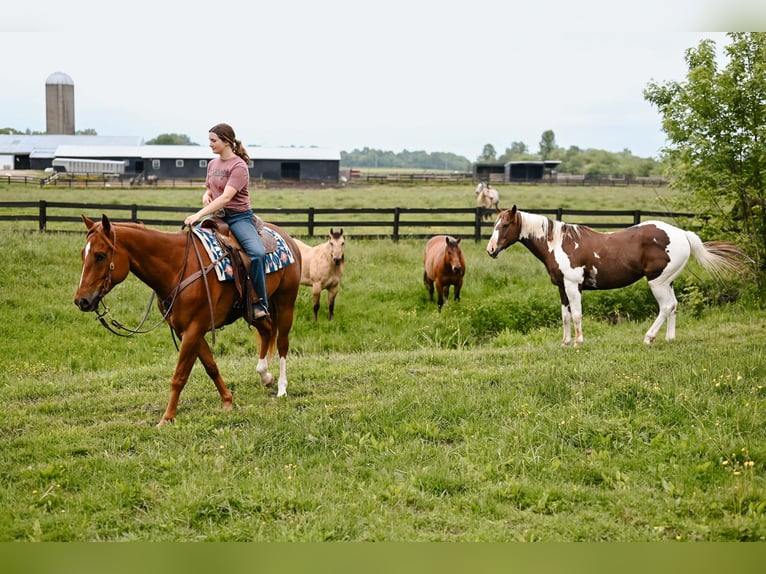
645, 32, 766, 284
477, 143, 497, 162
145, 133, 198, 145
538, 130, 556, 160
76, 128, 98, 135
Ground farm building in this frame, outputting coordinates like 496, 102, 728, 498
473, 160, 561, 183
53, 143, 341, 183
505, 160, 561, 182
473, 162, 505, 183
0, 135, 141, 171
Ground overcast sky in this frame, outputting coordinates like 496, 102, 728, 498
2, 1, 762, 160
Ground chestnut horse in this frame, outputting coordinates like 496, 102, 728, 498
487, 205, 750, 345
74, 214, 302, 426
424, 235, 466, 310
294, 228, 345, 321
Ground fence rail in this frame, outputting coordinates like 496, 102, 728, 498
0, 200, 696, 241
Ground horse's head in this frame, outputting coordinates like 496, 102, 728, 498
444, 236, 464, 275
74, 214, 129, 312
475, 182, 485, 195
486, 205, 521, 258
329, 228, 345, 266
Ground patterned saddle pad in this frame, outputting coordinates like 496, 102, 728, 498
191, 225, 295, 281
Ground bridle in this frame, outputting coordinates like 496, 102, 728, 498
93, 223, 222, 346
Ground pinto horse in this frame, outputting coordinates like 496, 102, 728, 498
424, 235, 466, 310
476, 182, 500, 220
487, 205, 749, 345
294, 228, 346, 321
74, 214, 302, 426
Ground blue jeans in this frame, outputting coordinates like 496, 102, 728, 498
225, 210, 268, 309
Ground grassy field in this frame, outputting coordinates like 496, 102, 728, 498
0, 183, 764, 541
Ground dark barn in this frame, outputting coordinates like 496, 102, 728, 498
505, 160, 561, 182
473, 162, 505, 183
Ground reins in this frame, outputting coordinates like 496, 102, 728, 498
94, 224, 221, 347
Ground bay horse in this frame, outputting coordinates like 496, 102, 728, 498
476, 182, 500, 220
74, 214, 302, 426
487, 205, 750, 345
424, 235, 466, 310
294, 228, 345, 321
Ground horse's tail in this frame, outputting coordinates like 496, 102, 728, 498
685, 231, 752, 279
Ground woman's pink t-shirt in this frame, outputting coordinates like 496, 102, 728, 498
206, 156, 250, 212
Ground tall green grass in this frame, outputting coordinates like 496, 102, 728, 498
0, 184, 763, 541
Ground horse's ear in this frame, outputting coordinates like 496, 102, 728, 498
82, 214, 96, 230
496, 205, 502, 213
510, 205, 517, 215
101, 214, 112, 236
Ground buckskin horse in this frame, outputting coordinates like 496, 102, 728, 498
487, 205, 750, 345
475, 182, 500, 220
294, 228, 346, 321
424, 235, 466, 311
74, 214, 302, 426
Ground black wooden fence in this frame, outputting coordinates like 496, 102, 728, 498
0, 200, 696, 241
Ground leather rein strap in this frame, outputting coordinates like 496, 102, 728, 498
96, 226, 222, 347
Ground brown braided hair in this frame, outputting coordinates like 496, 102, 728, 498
209, 123, 250, 163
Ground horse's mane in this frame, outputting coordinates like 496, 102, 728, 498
519, 210, 583, 243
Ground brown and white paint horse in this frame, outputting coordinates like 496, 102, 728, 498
424, 235, 466, 310
487, 205, 749, 345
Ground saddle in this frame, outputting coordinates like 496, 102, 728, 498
200, 215, 276, 325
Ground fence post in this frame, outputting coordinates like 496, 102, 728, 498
634, 210, 641, 225
474, 208, 483, 242
39, 200, 47, 231
556, 208, 563, 221
131, 205, 139, 222
393, 207, 400, 242
308, 207, 315, 237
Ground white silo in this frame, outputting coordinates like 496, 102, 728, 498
45, 71, 75, 134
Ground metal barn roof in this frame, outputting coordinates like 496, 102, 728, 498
0, 135, 143, 157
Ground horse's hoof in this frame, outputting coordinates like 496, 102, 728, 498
156, 418, 174, 427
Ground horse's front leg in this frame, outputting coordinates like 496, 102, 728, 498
326, 284, 339, 321
564, 282, 585, 346
558, 286, 573, 346
159, 327, 205, 426
311, 283, 322, 322
196, 335, 233, 411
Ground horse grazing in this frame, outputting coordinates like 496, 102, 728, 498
487, 205, 750, 345
424, 235, 466, 310
74, 214, 302, 426
294, 228, 346, 321
476, 182, 500, 220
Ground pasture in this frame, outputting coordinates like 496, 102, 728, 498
0, 183, 764, 541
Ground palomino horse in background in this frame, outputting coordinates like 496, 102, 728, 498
295, 228, 346, 321
487, 205, 750, 345
424, 235, 466, 311
74, 214, 302, 426
475, 182, 500, 220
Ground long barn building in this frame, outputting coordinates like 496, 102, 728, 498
1, 136, 340, 184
